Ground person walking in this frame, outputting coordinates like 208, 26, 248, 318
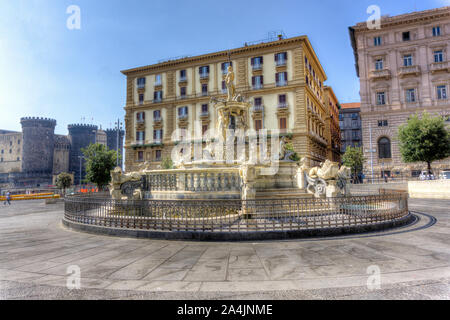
384, 173, 388, 183
4, 191, 11, 205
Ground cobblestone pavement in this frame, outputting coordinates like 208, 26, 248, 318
0, 198, 448, 300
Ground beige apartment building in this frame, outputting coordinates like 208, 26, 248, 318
350, 6, 450, 178
121, 35, 339, 171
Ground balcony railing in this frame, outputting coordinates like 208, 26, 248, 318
398, 65, 420, 77
276, 59, 287, 67
276, 81, 288, 87
153, 98, 162, 103
278, 103, 288, 109
370, 69, 391, 80
153, 117, 162, 123
200, 73, 209, 79
200, 111, 209, 117
252, 63, 262, 71
178, 114, 188, 120
252, 105, 264, 112
430, 61, 448, 73
137, 84, 145, 89
252, 84, 263, 90
179, 77, 187, 83
136, 119, 145, 124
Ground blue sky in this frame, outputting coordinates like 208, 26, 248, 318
0, 0, 448, 134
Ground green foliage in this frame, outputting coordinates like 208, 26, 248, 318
82, 144, 118, 189
342, 146, 366, 178
398, 112, 450, 172
285, 143, 301, 162
56, 172, 72, 193
161, 157, 174, 170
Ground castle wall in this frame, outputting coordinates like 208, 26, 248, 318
0, 132, 22, 174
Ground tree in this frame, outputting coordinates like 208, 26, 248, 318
82, 144, 118, 189
56, 172, 72, 195
398, 112, 450, 174
342, 146, 366, 183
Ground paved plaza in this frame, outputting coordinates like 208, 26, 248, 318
0, 198, 449, 300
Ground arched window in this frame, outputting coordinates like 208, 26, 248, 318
378, 137, 391, 159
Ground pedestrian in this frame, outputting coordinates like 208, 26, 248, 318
384, 174, 388, 183
4, 191, 11, 206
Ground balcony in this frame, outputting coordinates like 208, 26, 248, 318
252, 105, 264, 112
178, 114, 188, 121
179, 76, 187, 83
278, 103, 288, 110
276, 81, 288, 87
136, 119, 145, 125
153, 98, 162, 104
370, 69, 391, 80
276, 59, 287, 67
153, 117, 162, 125
252, 63, 263, 71
137, 84, 145, 90
200, 73, 209, 80
134, 140, 145, 146
430, 61, 448, 73
200, 111, 210, 119
398, 65, 420, 78
252, 83, 264, 90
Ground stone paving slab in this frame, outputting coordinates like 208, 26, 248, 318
0, 199, 449, 299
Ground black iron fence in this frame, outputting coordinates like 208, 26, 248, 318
64, 192, 409, 233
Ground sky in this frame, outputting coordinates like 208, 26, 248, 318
0, 0, 448, 134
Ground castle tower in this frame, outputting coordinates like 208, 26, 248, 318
106, 128, 125, 167
20, 117, 56, 174
68, 124, 98, 185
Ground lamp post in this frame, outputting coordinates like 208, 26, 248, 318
78, 155, 85, 189
114, 118, 123, 168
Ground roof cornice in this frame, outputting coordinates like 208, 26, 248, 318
121, 35, 311, 76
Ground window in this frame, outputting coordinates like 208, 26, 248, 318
276, 72, 288, 86
437, 85, 447, 100
378, 137, 391, 159
153, 129, 163, 141
153, 110, 161, 121
378, 120, 388, 127
374, 36, 382, 46
154, 90, 163, 102
18, 140, 20, 145
375, 59, 383, 70
351, 113, 358, 120
402, 31, 410, 41
432, 26, 441, 37
405, 89, 416, 103
377, 92, 386, 105
254, 120, 262, 132
199, 66, 209, 78
434, 50, 444, 63
254, 97, 262, 107
138, 93, 144, 105
279, 118, 287, 130
251, 56, 263, 70
137, 77, 146, 89
275, 52, 287, 66
252, 75, 263, 90
180, 70, 187, 81
278, 94, 287, 108
136, 131, 145, 142
201, 84, 208, 96
221, 62, 232, 74
178, 106, 188, 118
136, 112, 145, 122
155, 74, 162, 86
155, 150, 162, 161
180, 87, 186, 98
352, 130, 359, 140
403, 55, 413, 67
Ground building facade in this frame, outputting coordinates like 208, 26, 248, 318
350, 6, 450, 178
324, 87, 342, 162
339, 103, 362, 154
121, 35, 340, 171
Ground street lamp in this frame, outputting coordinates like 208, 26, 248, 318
114, 118, 123, 168
78, 155, 85, 188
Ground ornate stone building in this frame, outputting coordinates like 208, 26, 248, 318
339, 103, 362, 154
121, 35, 340, 171
0, 118, 125, 187
349, 6, 450, 178
324, 86, 341, 163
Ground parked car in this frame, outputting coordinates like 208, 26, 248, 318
419, 171, 435, 181
439, 171, 450, 180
